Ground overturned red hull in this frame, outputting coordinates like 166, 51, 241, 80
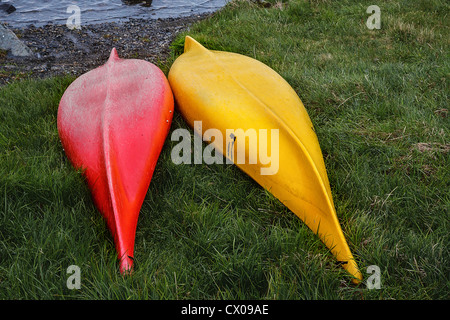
57, 48, 174, 273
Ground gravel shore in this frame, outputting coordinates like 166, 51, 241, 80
0, 14, 208, 86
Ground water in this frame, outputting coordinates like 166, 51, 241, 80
0, 0, 230, 28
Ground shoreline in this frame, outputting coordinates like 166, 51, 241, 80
0, 14, 210, 86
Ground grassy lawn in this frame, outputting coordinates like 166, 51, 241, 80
0, 0, 448, 299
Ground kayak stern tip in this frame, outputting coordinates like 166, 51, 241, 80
119, 254, 134, 275
108, 47, 120, 63
184, 36, 205, 54
345, 259, 363, 285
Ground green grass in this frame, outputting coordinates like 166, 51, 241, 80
1, 0, 449, 299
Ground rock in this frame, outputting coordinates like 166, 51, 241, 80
0, 23, 34, 57
121, 0, 152, 7
0, 3, 16, 14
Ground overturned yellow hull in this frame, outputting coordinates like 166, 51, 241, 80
168, 36, 362, 283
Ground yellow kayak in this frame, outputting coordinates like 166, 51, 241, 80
168, 36, 362, 283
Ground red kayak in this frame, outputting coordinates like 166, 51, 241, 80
57, 48, 174, 273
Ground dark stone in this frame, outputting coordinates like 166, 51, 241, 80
0, 3, 16, 14
121, 0, 152, 7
